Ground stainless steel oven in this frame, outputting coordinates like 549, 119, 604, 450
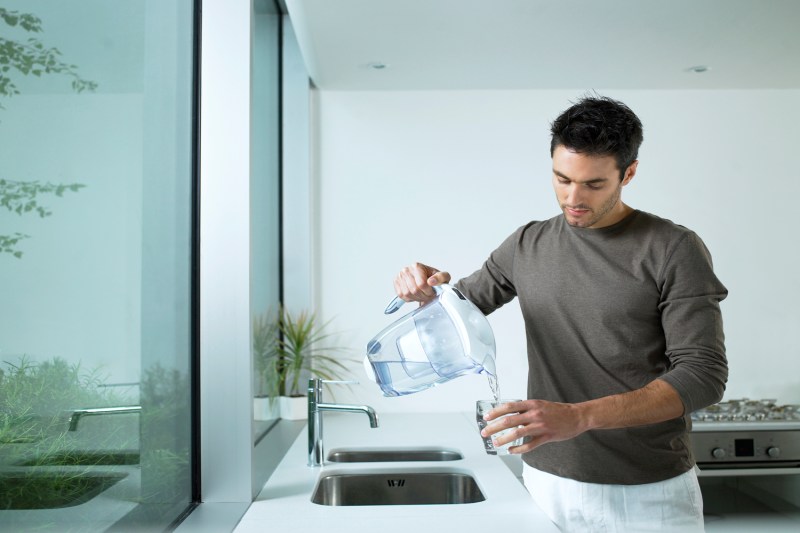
690, 399, 800, 530
691, 399, 800, 470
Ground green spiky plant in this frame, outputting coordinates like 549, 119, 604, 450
0, 357, 191, 512
253, 308, 353, 401
0, 356, 122, 446
0, 356, 131, 511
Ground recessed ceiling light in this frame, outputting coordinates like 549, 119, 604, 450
686, 65, 711, 73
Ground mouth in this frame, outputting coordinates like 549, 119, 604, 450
565, 206, 591, 217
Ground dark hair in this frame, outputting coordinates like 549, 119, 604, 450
550, 95, 643, 179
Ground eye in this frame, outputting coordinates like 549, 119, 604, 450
586, 183, 603, 190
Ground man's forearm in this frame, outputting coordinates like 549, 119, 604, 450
485, 379, 687, 453
579, 379, 685, 431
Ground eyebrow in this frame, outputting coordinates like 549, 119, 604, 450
553, 169, 608, 185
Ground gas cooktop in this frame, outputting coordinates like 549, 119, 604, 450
692, 398, 800, 422
691, 398, 800, 431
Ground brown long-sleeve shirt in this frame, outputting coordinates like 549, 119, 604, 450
456, 210, 728, 484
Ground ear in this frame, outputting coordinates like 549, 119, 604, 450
622, 160, 638, 186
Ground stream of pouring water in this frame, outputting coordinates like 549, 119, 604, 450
483, 357, 501, 402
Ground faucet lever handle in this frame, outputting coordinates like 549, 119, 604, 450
307, 378, 358, 395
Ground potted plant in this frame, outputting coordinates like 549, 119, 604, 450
252, 307, 353, 420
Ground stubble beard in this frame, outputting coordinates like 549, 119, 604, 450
563, 184, 623, 228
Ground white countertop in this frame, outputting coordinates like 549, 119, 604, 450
233, 411, 559, 533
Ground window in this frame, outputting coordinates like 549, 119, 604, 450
0, 1, 197, 529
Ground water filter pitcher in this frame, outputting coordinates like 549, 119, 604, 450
364, 284, 496, 397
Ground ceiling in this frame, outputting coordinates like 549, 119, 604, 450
284, 0, 800, 90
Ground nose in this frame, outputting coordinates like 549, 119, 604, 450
564, 183, 583, 206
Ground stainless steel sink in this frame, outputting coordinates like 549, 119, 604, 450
326, 447, 463, 463
311, 470, 484, 506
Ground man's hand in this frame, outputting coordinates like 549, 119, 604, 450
481, 379, 685, 454
393, 262, 451, 305
481, 400, 588, 453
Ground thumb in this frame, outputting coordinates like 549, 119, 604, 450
427, 271, 452, 286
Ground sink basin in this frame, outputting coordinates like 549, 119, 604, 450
326, 447, 463, 463
0, 471, 127, 509
311, 470, 484, 506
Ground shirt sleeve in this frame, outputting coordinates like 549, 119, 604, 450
657, 231, 729, 413
454, 224, 530, 315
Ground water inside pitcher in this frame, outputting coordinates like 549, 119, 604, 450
364, 285, 496, 397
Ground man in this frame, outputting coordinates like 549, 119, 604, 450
392, 95, 727, 532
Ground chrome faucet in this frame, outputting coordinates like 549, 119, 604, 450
308, 378, 378, 466
68, 406, 142, 431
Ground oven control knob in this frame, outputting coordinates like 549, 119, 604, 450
767, 446, 781, 458
711, 447, 726, 459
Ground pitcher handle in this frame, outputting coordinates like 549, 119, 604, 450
383, 285, 445, 314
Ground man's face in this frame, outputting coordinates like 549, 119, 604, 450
551, 145, 637, 229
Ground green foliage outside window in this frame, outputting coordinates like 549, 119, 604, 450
0, 8, 95, 258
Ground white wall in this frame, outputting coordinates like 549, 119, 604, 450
311, 89, 800, 413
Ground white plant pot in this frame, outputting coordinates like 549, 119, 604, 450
279, 396, 307, 420
253, 397, 279, 420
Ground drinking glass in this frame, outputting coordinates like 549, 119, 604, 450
476, 399, 524, 455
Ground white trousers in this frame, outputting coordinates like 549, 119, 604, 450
522, 463, 705, 533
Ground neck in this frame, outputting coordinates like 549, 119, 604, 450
590, 202, 633, 229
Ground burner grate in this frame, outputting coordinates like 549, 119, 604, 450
691, 398, 800, 422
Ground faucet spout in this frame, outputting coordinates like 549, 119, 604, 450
316, 403, 379, 428
307, 378, 379, 467
68, 405, 142, 431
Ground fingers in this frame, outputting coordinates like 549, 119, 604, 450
481, 417, 543, 453
393, 262, 451, 303
479, 400, 540, 452
486, 400, 583, 454
480, 417, 514, 438
483, 400, 525, 421
482, 421, 528, 450
479, 411, 523, 441
507, 435, 548, 454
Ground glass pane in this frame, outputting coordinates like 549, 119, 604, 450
0, 0, 195, 530
251, 4, 281, 439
